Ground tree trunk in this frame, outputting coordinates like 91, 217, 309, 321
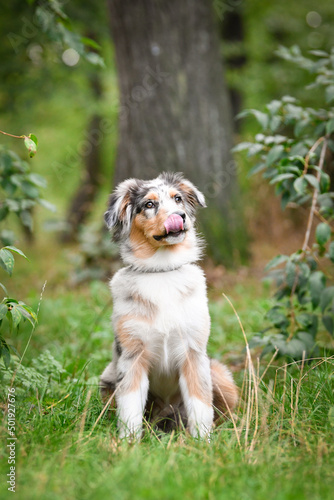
107, 0, 248, 265
219, 7, 247, 124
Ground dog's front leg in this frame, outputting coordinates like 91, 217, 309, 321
116, 353, 149, 440
179, 350, 214, 438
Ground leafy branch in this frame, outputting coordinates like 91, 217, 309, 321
0, 129, 38, 158
0, 132, 52, 368
234, 46, 334, 359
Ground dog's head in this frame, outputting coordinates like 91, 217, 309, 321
105, 172, 206, 270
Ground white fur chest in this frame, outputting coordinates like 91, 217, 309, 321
110, 264, 210, 371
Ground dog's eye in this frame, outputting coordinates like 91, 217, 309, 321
174, 196, 182, 204
145, 201, 155, 209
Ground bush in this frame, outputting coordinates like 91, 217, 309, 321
0, 132, 51, 367
234, 46, 334, 359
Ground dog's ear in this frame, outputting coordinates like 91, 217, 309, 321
178, 178, 206, 209
104, 178, 140, 238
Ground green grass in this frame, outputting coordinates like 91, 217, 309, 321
1, 272, 334, 499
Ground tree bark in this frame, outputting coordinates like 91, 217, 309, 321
107, 0, 248, 264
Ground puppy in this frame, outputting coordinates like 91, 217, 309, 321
100, 172, 238, 439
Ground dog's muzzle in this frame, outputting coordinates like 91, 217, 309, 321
153, 212, 186, 241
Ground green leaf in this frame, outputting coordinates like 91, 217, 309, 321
38, 199, 57, 212
21, 181, 39, 198
4, 298, 19, 305
10, 305, 22, 328
296, 331, 316, 351
296, 313, 314, 329
329, 241, 334, 263
286, 260, 297, 288
325, 85, 334, 104
24, 136, 37, 158
266, 307, 290, 329
0, 303, 8, 319
28, 173, 47, 188
238, 109, 269, 129
248, 163, 266, 176
265, 254, 289, 271
20, 210, 33, 231
80, 36, 101, 50
309, 271, 326, 309
0, 282, 8, 295
284, 166, 302, 175
269, 173, 295, 185
323, 314, 334, 335
266, 100, 281, 115
0, 340, 10, 369
315, 222, 331, 246
266, 145, 285, 166
294, 119, 311, 137
304, 174, 319, 191
284, 338, 308, 359
320, 171, 330, 193
0, 206, 9, 222
28, 133, 38, 147
309, 50, 328, 57
3, 246, 27, 259
326, 118, 334, 136
247, 144, 264, 157
84, 52, 105, 67
0, 248, 14, 276
231, 142, 253, 153
320, 286, 334, 313
294, 176, 308, 194
17, 304, 37, 325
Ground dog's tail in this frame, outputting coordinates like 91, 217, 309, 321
100, 362, 117, 407
210, 359, 238, 422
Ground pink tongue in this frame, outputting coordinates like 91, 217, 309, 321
164, 214, 184, 234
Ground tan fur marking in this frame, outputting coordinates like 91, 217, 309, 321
182, 350, 212, 406
179, 182, 199, 208
130, 217, 157, 258
211, 359, 238, 422
144, 192, 159, 201
116, 315, 149, 354
180, 284, 195, 299
119, 193, 130, 220
116, 315, 151, 393
127, 351, 150, 392
130, 210, 171, 255
168, 188, 178, 198
139, 208, 167, 237
129, 292, 157, 319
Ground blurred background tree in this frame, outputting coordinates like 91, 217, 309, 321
107, 0, 247, 264
1, 0, 334, 276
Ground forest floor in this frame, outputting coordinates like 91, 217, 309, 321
1, 235, 334, 500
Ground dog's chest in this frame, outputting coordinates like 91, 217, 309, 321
111, 264, 210, 369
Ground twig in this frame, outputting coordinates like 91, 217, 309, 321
10, 280, 48, 389
78, 390, 92, 439
302, 137, 328, 252
302, 136, 325, 176
222, 293, 259, 451
0, 129, 25, 139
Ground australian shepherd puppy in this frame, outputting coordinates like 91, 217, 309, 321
100, 172, 238, 439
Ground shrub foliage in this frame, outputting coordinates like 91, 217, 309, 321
234, 46, 334, 359
0, 133, 49, 367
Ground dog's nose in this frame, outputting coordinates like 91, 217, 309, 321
174, 211, 186, 222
